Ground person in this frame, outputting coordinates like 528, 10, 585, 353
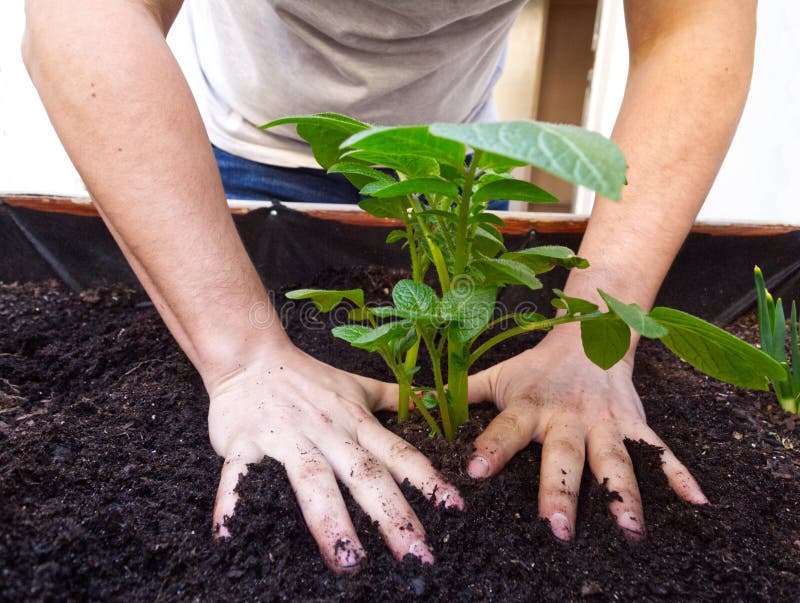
22, 0, 756, 573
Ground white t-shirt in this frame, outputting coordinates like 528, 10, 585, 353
182, 0, 524, 168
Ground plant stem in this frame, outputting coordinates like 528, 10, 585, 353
453, 151, 482, 277
420, 329, 453, 441
467, 312, 605, 367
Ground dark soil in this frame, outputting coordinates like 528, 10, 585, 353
2, 269, 800, 601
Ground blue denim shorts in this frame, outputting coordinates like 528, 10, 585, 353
213, 145, 508, 210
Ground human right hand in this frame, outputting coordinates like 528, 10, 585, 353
207, 344, 463, 573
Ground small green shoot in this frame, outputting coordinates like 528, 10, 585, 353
754, 266, 800, 413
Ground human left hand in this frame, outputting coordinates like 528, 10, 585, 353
465, 328, 708, 542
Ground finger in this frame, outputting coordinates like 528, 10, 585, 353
466, 365, 498, 404
350, 373, 399, 413
213, 454, 250, 539
467, 406, 537, 479
537, 419, 586, 542
356, 417, 464, 509
625, 425, 709, 505
284, 443, 366, 573
327, 443, 435, 564
586, 424, 646, 541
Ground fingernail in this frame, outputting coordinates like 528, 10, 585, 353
549, 512, 572, 542
691, 491, 710, 505
409, 540, 435, 564
618, 511, 645, 541
440, 490, 465, 510
467, 456, 490, 478
334, 538, 364, 569
213, 522, 231, 540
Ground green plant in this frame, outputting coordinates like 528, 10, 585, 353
754, 266, 800, 413
263, 113, 785, 440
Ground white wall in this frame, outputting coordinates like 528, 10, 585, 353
578, 0, 800, 224
2, 2, 799, 225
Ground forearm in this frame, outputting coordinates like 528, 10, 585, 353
23, 1, 289, 390
561, 1, 756, 351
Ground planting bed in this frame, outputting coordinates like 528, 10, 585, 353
2, 267, 800, 600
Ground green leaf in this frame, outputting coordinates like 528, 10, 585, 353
286, 288, 364, 312
421, 392, 438, 410
348, 307, 373, 322
551, 289, 598, 315
393, 280, 438, 315
472, 178, 559, 204
502, 246, 588, 275
440, 286, 497, 343
332, 320, 412, 352
340, 150, 440, 177
342, 126, 466, 169
581, 316, 631, 370
470, 257, 542, 290
477, 152, 527, 173
260, 112, 370, 133
328, 162, 395, 185
471, 225, 507, 258
469, 211, 506, 228
361, 177, 459, 199
598, 290, 668, 339
430, 121, 627, 200
649, 307, 786, 390
385, 229, 407, 245
358, 197, 408, 220
261, 114, 370, 170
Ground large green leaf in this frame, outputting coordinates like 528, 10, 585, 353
342, 126, 466, 169
340, 150, 440, 177
357, 197, 408, 220
285, 288, 364, 312
393, 280, 438, 315
649, 307, 785, 390
470, 257, 542, 290
503, 246, 588, 275
430, 121, 627, 201
581, 316, 631, 370
440, 286, 497, 343
598, 290, 668, 339
472, 178, 559, 204
361, 177, 459, 199
262, 113, 370, 170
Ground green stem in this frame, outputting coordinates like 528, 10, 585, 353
412, 392, 442, 436
453, 151, 481, 277
409, 195, 451, 291
420, 329, 453, 441
397, 378, 411, 422
468, 312, 605, 367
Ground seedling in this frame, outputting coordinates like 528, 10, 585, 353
754, 266, 800, 413
264, 113, 785, 440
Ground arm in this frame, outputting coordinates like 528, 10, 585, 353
467, 0, 756, 542
23, 0, 461, 571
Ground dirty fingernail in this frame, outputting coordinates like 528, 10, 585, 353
467, 456, 490, 478
549, 512, 572, 542
618, 511, 645, 541
409, 540, 435, 564
440, 490, 465, 510
334, 537, 364, 569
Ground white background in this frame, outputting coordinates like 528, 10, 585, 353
2, 1, 798, 224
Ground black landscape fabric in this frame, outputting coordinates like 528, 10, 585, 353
2, 196, 799, 323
